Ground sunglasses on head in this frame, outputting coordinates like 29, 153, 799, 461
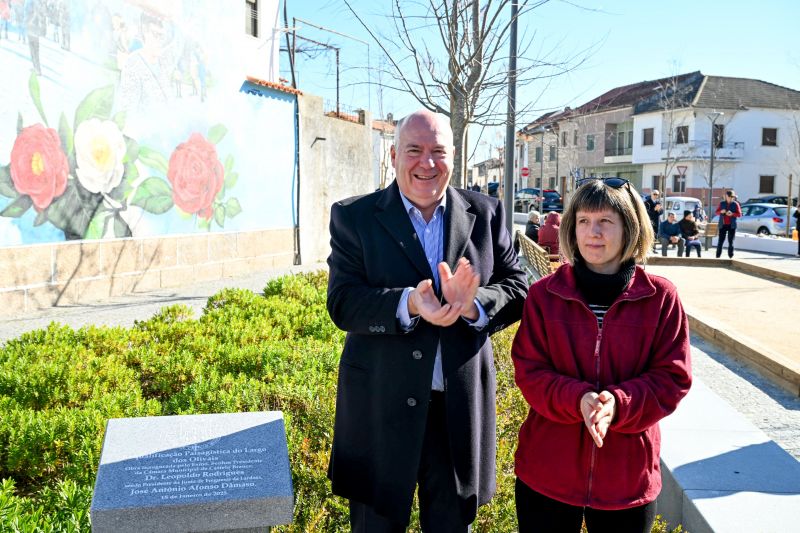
576, 177, 630, 189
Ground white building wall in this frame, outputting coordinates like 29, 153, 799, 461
634, 107, 800, 202
242, 0, 281, 82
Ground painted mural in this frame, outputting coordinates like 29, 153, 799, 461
0, 0, 296, 246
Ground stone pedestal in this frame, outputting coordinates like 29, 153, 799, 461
91, 411, 293, 532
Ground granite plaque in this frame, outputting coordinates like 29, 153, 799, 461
91, 411, 293, 533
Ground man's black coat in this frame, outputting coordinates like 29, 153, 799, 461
326, 181, 528, 524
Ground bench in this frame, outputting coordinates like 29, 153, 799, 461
702, 222, 718, 250
517, 231, 559, 282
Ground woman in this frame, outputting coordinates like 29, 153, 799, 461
715, 189, 741, 259
538, 211, 561, 255
511, 177, 692, 533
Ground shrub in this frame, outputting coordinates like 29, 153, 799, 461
0, 271, 683, 532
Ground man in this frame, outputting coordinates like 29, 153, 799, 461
715, 189, 742, 259
326, 110, 527, 531
659, 212, 685, 257
644, 189, 662, 240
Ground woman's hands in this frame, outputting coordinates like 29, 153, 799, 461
580, 391, 616, 448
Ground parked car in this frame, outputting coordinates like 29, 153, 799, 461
742, 195, 798, 207
514, 188, 563, 213
711, 203, 798, 236
664, 196, 703, 220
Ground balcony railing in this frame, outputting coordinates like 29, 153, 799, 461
604, 145, 633, 157
660, 140, 745, 160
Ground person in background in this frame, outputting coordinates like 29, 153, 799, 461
679, 210, 702, 258
793, 207, 799, 257
525, 210, 541, 243
715, 189, 742, 259
511, 177, 692, 533
644, 189, 662, 246
538, 211, 561, 255
326, 109, 527, 531
658, 212, 685, 257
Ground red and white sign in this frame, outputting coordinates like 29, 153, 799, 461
521, 167, 530, 177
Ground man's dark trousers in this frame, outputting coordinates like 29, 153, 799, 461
716, 225, 736, 258
349, 393, 469, 533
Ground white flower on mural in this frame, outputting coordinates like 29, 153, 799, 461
74, 119, 126, 194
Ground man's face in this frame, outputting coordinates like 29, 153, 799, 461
391, 113, 454, 218
652, 192, 659, 200
668, 213, 676, 223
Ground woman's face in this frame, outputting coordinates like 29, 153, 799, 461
575, 208, 625, 274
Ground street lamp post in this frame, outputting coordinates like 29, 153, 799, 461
706, 111, 724, 222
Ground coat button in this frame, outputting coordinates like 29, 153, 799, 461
407, 397, 417, 407
412, 350, 422, 360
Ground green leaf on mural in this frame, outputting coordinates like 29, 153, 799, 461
207, 124, 228, 144
107, 178, 132, 202
224, 154, 234, 174
17, 112, 23, 135
225, 197, 242, 218
58, 112, 74, 156
47, 181, 103, 238
224, 171, 238, 191
0, 195, 33, 218
130, 177, 174, 214
198, 217, 211, 231
123, 136, 140, 164
125, 161, 139, 183
113, 111, 127, 130
73, 85, 115, 129
33, 208, 49, 226
29, 72, 48, 127
85, 210, 110, 240
0, 166, 18, 199
138, 147, 169, 174
114, 215, 132, 238
214, 205, 225, 228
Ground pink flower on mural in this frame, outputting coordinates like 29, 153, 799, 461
167, 133, 224, 220
9, 124, 69, 210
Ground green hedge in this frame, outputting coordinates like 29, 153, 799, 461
0, 271, 680, 532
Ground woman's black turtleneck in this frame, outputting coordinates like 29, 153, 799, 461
572, 256, 636, 327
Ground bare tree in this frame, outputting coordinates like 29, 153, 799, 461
343, 0, 593, 188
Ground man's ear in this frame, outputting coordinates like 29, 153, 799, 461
390, 145, 397, 167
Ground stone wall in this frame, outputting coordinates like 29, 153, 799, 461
0, 229, 293, 316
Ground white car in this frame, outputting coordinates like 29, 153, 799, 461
712, 203, 798, 236
664, 196, 704, 220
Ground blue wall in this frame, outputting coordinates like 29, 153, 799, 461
0, 0, 295, 246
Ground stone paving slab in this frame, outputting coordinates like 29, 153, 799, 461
645, 259, 800, 395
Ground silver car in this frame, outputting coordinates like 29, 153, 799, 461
712, 203, 798, 236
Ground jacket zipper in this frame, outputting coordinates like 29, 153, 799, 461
585, 329, 602, 506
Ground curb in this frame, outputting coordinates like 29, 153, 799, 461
685, 304, 800, 397
647, 256, 800, 287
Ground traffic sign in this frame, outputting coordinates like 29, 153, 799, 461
521, 167, 530, 177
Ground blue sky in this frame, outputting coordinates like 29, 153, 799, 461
282, 0, 800, 159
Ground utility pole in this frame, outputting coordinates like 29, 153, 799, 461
503, 1, 518, 236
707, 111, 724, 219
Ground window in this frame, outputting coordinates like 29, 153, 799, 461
549, 176, 557, 189
573, 130, 578, 146
245, 0, 258, 37
762, 128, 777, 146
676, 126, 688, 145
748, 205, 768, 216
562, 131, 568, 146
759, 175, 775, 193
586, 134, 595, 151
549, 145, 556, 161
651, 176, 660, 191
642, 128, 654, 146
534, 146, 542, 163
713, 124, 724, 148
672, 174, 686, 193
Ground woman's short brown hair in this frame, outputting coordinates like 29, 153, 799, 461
559, 179, 654, 265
